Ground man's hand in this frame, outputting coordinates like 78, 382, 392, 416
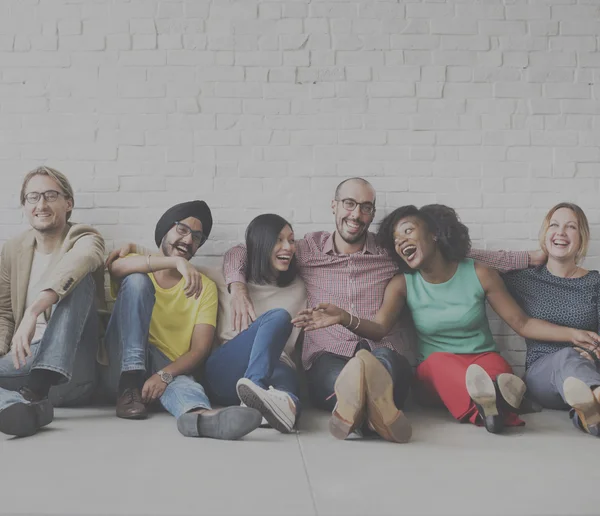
141, 374, 168, 403
11, 309, 37, 369
292, 303, 346, 332
175, 258, 203, 299
528, 249, 547, 268
230, 282, 256, 332
106, 243, 136, 269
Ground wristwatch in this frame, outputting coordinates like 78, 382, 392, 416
157, 370, 173, 385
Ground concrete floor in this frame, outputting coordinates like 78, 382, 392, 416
0, 406, 597, 516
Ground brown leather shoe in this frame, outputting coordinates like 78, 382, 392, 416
116, 388, 147, 420
356, 349, 412, 443
329, 356, 367, 440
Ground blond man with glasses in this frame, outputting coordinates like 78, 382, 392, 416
0, 166, 105, 438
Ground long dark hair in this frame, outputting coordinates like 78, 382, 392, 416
245, 214, 298, 287
377, 204, 471, 273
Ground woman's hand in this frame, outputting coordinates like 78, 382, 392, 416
570, 330, 600, 360
292, 303, 346, 332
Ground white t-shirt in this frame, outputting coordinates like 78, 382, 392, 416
25, 250, 53, 343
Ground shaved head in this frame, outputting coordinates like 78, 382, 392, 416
334, 177, 376, 205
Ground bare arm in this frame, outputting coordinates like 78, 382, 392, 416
110, 254, 203, 299
109, 254, 179, 279
292, 274, 407, 342
141, 323, 215, 403
163, 324, 214, 377
105, 242, 151, 268
477, 263, 600, 348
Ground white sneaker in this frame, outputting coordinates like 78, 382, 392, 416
236, 378, 297, 434
240, 401, 269, 427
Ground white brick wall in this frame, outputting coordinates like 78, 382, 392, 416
1, 0, 599, 372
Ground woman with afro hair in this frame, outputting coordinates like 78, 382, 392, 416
294, 204, 600, 434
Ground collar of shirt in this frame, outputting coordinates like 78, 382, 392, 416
322, 231, 378, 256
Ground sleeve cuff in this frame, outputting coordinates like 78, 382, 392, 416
225, 272, 247, 288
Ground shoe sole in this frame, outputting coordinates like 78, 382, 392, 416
0, 402, 42, 437
329, 356, 366, 440
116, 411, 148, 420
563, 377, 600, 436
497, 373, 526, 411
236, 379, 295, 434
465, 364, 499, 418
356, 350, 412, 444
178, 407, 262, 440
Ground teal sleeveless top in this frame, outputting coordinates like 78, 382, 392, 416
404, 258, 497, 361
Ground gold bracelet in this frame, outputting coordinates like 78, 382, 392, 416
146, 255, 153, 273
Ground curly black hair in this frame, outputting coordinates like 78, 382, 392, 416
377, 204, 471, 272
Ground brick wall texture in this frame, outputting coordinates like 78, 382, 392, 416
1, 0, 599, 372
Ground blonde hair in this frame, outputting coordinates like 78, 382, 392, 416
20, 166, 74, 221
539, 202, 589, 264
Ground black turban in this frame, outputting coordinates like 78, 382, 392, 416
154, 200, 213, 247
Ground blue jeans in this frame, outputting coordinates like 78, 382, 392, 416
203, 309, 301, 411
0, 274, 99, 413
102, 273, 211, 419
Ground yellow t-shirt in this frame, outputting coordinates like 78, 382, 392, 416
111, 258, 218, 361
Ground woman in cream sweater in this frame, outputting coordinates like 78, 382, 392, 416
203, 214, 306, 434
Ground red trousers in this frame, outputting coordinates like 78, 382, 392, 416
415, 352, 524, 427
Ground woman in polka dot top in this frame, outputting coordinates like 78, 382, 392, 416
503, 202, 600, 437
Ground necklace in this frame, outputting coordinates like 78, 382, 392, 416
567, 266, 580, 278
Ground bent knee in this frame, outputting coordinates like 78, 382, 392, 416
121, 273, 155, 293
263, 308, 292, 325
556, 346, 586, 362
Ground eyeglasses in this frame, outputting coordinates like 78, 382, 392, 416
174, 221, 207, 247
24, 190, 68, 204
336, 198, 375, 216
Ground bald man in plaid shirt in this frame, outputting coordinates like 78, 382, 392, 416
225, 178, 538, 443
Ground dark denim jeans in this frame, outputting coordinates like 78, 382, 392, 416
307, 341, 413, 412
0, 273, 98, 413
203, 308, 301, 411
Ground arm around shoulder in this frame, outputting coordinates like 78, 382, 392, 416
468, 248, 531, 273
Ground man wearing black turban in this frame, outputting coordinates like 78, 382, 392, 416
103, 201, 262, 440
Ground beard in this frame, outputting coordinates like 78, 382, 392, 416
161, 236, 193, 260
336, 217, 368, 244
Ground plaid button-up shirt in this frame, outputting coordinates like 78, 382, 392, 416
224, 231, 529, 369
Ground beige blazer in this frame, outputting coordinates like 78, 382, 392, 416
0, 223, 106, 356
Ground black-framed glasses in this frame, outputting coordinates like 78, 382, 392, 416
174, 221, 207, 247
336, 198, 375, 216
24, 190, 68, 204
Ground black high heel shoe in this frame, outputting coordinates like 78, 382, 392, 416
495, 373, 527, 414
465, 364, 503, 434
